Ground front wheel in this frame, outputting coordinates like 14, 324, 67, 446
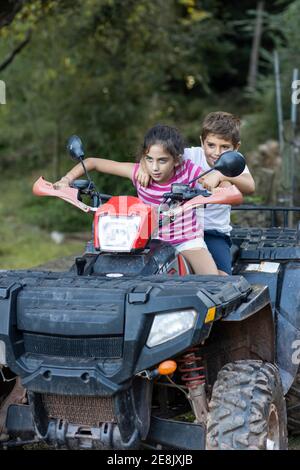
206, 360, 288, 450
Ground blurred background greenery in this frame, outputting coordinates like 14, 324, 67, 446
0, 0, 299, 268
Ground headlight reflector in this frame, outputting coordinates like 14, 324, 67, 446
98, 215, 141, 251
146, 309, 197, 348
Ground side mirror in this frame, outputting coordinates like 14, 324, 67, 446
67, 135, 85, 161
213, 150, 246, 177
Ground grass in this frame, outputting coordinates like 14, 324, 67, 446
0, 174, 85, 269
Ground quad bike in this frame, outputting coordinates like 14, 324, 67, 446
0, 136, 297, 450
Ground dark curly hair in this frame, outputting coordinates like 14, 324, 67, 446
136, 124, 185, 163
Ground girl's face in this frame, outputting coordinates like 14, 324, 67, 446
143, 144, 178, 183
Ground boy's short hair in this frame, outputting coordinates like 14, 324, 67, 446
201, 111, 241, 147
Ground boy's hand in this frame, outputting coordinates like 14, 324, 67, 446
53, 176, 71, 190
199, 171, 223, 191
218, 180, 232, 188
210, 181, 232, 194
136, 160, 151, 187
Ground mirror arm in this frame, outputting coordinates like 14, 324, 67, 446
78, 158, 101, 196
79, 158, 92, 185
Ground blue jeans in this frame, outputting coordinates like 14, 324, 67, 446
204, 230, 232, 274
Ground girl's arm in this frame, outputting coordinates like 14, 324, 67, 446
54, 157, 135, 188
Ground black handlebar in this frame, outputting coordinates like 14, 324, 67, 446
162, 186, 211, 201
71, 179, 210, 209
71, 179, 112, 208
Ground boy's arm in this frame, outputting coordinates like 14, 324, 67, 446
136, 158, 151, 187
54, 158, 135, 188
200, 170, 255, 195
225, 172, 255, 194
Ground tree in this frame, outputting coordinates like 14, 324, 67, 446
247, 1, 264, 91
0, 0, 24, 28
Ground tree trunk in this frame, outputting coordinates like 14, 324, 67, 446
0, 30, 31, 72
247, 1, 264, 91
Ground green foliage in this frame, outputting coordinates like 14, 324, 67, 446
0, 0, 296, 245
0, 0, 235, 180
22, 195, 91, 232
237, 1, 300, 166
0, 174, 83, 269
0, 0, 287, 168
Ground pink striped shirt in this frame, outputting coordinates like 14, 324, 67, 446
132, 160, 204, 245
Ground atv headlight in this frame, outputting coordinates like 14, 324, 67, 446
0, 340, 6, 365
146, 309, 197, 348
98, 215, 141, 252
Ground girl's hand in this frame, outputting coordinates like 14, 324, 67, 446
136, 165, 151, 187
53, 176, 71, 190
199, 171, 223, 191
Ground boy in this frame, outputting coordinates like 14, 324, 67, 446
137, 112, 255, 275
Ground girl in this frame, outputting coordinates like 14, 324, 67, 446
137, 113, 255, 275
54, 124, 218, 275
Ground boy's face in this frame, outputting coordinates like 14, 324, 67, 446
143, 144, 178, 183
201, 133, 239, 168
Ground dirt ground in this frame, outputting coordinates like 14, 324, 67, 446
35, 254, 81, 271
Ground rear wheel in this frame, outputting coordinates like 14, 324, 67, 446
206, 360, 288, 450
286, 367, 300, 435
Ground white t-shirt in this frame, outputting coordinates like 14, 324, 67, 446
183, 147, 249, 235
